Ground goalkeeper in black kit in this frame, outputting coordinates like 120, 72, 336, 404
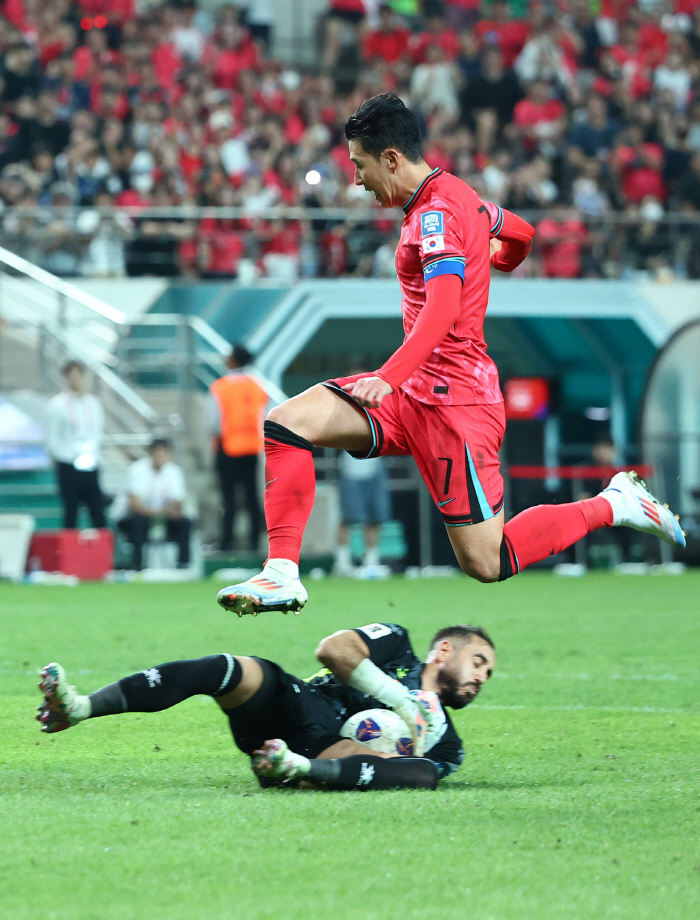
36, 622, 495, 791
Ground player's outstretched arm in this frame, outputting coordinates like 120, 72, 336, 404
346, 273, 462, 406
316, 628, 439, 756
490, 208, 535, 273
316, 629, 371, 682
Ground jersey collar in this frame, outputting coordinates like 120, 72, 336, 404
403, 167, 442, 216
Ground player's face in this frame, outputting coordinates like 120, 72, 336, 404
436, 639, 495, 709
348, 138, 396, 208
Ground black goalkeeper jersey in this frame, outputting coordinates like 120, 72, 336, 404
306, 623, 465, 778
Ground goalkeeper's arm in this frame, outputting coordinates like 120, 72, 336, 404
316, 630, 435, 755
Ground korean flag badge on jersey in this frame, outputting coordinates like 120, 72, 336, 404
420, 210, 444, 237
422, 234, 445, 254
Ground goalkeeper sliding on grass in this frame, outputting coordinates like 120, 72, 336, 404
36, 622, 494, 791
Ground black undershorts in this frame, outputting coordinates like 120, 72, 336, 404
225, 658, 344, 760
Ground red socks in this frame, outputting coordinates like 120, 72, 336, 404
263, 421, 316, 565
501, 496, 613, 576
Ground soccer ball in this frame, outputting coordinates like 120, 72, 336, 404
340, 708, 415, 755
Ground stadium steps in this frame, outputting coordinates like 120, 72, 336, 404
121, 284, 289, 389
0, 326, 42, 391
0, 470, 62, 530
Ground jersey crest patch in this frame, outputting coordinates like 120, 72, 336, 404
357, 623, 393, 639
420, 210, 444, 237
421, 234, 445, 254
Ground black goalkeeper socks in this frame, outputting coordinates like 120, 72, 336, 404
89, 654, 242, 716
307, 755, 438, 791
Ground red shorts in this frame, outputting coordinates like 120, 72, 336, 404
325, 375, 505, 526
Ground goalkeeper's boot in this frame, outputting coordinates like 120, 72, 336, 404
251, 739, 310, 782
36, 663, 91, 733
601, 471, 685, 547
216, 561, 308, 617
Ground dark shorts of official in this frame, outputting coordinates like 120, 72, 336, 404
324, 375, 506, 527
339, 468, 390, 525
225, 658, 344, 760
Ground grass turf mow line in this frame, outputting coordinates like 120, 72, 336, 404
1, 573, 699, 920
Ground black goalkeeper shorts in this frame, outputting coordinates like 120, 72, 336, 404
224, 657, 344, 759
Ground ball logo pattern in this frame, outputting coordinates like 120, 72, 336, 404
396, 736, 414, 756
355, 718, 382, 742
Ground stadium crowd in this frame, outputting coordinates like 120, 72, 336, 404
1, 0, 700, 279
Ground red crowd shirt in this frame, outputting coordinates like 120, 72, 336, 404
362, 27, 410, 63
615, 143, 666, 202
408, 28, 460, 64
537, 217, 588, 278
473, 18, 530, 68
390, 169, 505, 407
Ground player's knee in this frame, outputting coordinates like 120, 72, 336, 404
266, 402, 292, 428
266, 399, 316, 443
455, 549, 500, 583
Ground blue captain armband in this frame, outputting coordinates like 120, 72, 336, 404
423, 257, 465, 283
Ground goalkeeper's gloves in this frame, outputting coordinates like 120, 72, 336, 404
347, 658, 440, 756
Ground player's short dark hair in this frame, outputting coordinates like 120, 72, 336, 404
429, 625, 495, 652
61, 359, 86, 376
148, 437, 172, 452
344, 93, 423, 163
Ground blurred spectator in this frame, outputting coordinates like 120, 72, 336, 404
0, 0, 696, 280
409, 43, 459, 120
333, 361, 391, 577
676, 151, 700, 211
567, 95, 621, 172
118, 438, 191, 571
46, 360, 106, 530
208, 343, 268, 552
473, 0, 529, 69
373, 233, 399, 277
323, 0, 366, 80
628, 195, 672, 275
512, 79, 567, 155
334, 449, 390, 577
612, 125, 666, 204
460, 46, 522, 152
537, 204, 589, 278
362, 5, 409, 66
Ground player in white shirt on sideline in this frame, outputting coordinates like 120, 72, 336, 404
117, 438, 191, 570
45, 360, 106, 529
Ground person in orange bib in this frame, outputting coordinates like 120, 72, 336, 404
209, 344, 268, 551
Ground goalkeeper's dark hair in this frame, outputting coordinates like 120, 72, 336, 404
344, 93, 423, 163
429, 625, 495, 652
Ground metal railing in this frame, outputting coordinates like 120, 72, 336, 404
1, 206, 699, 281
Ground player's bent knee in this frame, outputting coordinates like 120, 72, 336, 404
454, 550, 500, 583
214, 656, 262, 710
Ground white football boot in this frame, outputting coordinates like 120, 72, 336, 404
36, 662, 91, 733
216, 560, 308, 617
601, 471, 685, 547
251, 739, 310, 782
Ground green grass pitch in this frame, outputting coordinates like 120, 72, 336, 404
2, 572, 699, 920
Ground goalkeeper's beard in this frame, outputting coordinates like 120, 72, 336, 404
436, 661, 480, 710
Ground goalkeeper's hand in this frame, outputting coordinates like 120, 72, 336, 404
392, 689, 442, 757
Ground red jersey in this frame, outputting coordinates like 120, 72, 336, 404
394, 168, 503, 407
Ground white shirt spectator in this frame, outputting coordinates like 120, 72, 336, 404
409, 62, 459, 119
339, 452, 383, 481
220, 137, 251, 177
654, 60, 691, 112
45, 391, 103, 468
126, 457, 187, 515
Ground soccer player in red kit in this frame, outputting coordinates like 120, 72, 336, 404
217, 94, 684, 617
